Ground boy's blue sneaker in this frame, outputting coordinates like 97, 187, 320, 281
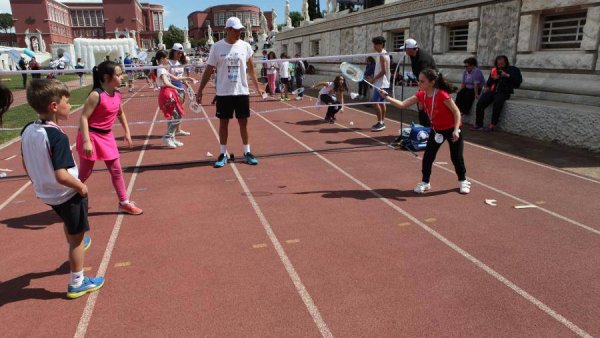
214, 153, 228, 168
244, 152, 258, 165
84, 235, 91, 251
67, 276, 105, 299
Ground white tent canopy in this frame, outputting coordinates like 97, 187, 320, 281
74, 37, 137, 67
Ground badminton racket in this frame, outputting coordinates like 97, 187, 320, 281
340, 62, 387, 95
291, 87, 305, 95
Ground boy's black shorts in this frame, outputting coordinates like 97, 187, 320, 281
216, 95, 250, 119
51, 194, 89, 235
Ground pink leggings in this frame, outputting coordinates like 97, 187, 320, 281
79, 157, 128, 202
267, 73, 277, 94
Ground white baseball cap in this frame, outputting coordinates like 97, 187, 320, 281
225, 17, 244, 30
404, 38, 418, 49
172, 43, 184, 51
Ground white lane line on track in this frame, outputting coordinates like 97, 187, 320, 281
74, 93, 156, 338
286, 101, 600, 237
340, 100, 600, 185
255, 109, 593, 338
201, 107, 333, 338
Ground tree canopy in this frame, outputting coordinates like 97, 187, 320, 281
0, 13, 13, 34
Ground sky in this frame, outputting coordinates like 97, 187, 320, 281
0, 0, 325, 28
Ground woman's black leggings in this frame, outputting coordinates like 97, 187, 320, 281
320, 94, 341, 118
422, 128, 466, 183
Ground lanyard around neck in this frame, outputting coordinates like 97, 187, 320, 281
425, 89, 437, 124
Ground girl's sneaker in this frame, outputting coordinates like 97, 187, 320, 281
162, 136, 177, 149
67, 276, 105, 299
414, 182, 431, 194
119, 201, 143, 215
176, 130, 191, 136
173, 139, 184, 147
459, 180, 471, 194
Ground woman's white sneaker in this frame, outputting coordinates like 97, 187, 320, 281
459, 180, 471, 194
414, 182, 431, 193
173, 139, 184, 147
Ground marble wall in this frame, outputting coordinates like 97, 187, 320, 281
409, 14, 434, 52
477, 0, 520, 66
521, 0, 598, 12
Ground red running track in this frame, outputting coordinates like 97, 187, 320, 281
0, 80, 599, 337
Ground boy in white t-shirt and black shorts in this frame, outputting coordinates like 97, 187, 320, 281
197, 17, 264, 168
20, 79, 105, 299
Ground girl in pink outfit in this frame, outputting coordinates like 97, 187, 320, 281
76, 61, 143, 215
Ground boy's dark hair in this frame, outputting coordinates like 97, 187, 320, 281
372, 36, 386, 46
92, 61, 120, 90
0, 84, 14, 125
155, 50, 168, 62
26, 79, 70, 114
463, 57, 478, 67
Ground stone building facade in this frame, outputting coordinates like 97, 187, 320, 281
10, 0, 165, 53
273, 0, 600, 151
188, 5, 274, 43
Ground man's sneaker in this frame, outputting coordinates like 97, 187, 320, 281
244, 152, 258, 165
162, 136, 177, 149
414, 182, 431, 194
176, 130, 191, 136
371, 122, 386, 131
284, 97, 291, 101
119, 201, 143, 215
295, 96, 302, 101
173, 139, 184, 147
214, 153, 228, 168
84, 235, 91, 251
459, 180, 471, 194
67, 276, 105, 299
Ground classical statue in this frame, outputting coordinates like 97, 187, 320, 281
271, 8, 278, 33
158, 30, 163, 45
303, 0, 311, 22
260, 12, 269, 36
285, 0, 293, 28
207, 24, 215, 45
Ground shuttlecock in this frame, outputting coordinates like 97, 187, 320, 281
349, 121, 354, 126
206, 152, 213, 157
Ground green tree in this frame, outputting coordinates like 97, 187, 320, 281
309, 0, 322, 20
0, 13, 13, 34
289, 11, 303, 27
163, 25, 185, 50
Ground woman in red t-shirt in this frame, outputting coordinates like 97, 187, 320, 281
380, 69, 471, 194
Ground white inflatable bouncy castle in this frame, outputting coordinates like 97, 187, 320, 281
74, 38, 138, 66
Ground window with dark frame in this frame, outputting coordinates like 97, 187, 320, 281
448, 24, 469, 52
541, 11, 586, 49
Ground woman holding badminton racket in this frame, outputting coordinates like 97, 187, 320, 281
379, 69, 471, 194
312, 75, 349, 123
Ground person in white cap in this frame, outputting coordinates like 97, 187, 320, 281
403, 38, 437, 128
197, 17, 264, 168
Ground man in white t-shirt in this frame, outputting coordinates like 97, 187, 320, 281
197, 17, 264, 168
369, 36, 391, 132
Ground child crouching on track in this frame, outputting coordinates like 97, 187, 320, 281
20, 79, 105, 298
77, 61, 143, 215
312, 75, 348, 123
155, 50, 194, 149
380, 69, 471, 194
